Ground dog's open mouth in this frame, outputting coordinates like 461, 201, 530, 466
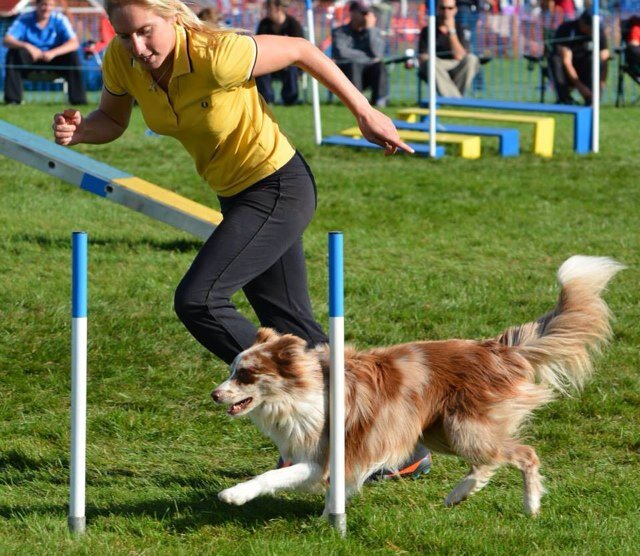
228, 397, 253, 415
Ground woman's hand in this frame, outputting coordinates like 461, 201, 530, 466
357, 106, 414, 156
52, 109, 84, 146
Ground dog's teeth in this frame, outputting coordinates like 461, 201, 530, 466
228, 397, 252, 415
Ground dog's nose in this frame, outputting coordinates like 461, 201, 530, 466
211, 389, 221, 403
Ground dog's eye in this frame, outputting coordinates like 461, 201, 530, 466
235, 368, 256, 384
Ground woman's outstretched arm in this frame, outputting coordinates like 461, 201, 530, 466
252, 35, 414, 156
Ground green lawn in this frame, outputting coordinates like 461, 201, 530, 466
0, 102, 638, 555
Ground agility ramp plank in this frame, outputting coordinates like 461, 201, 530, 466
432, 97, 592, 154
394, 119, 520, 157
0, 120, 221, 240
338, 127, 481, 160
398, 108, 554, 158
322, 135, 446, 158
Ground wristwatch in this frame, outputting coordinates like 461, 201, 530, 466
449, 27, 457, 35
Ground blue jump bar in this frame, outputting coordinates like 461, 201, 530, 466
72, 232, 87, 318
329, 232, 344, 318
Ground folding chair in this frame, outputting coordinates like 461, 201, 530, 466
524, 29, 555, 104
25, 69, 68, 95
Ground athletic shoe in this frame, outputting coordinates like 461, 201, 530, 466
277, 448, 431, 480
367, 446, 432, 482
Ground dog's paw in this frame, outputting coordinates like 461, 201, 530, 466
524, 498, 541, 517
218, 484, 256, 506
444, 485, 469, 507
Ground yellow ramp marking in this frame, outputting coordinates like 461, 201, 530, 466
397, 108, 555, 157
340, 126, 481, 159
113, 177, 223, 225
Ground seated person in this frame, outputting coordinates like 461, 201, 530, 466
550, 11, 609, 105
83, 11, 115, 60
198, 6, 223, 27
626, 15, 640, 70
255, 0, 304, 105
331, 0, 389, 107
417, 0, 480, 98
3, 0, 87, 105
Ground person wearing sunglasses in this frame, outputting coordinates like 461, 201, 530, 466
417, 0, 480, 97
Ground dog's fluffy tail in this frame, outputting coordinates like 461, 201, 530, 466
496, 256, 624, 394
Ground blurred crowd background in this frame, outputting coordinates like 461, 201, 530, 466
1, 0, 638, 105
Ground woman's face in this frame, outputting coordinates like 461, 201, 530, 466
110, 4, 177, 71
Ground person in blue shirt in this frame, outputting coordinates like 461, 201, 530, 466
3, 0, 87, 104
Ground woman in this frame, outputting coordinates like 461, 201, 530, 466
52, 0, 429, 476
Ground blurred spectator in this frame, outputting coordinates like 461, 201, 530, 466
417, 0, 480, 97
3, 0, 87, 105
628, 15, 640, 69
550, 11, 609, 105
83, 11, 115, 62
547, 0, 576, 21
331, 0, 389, 107
455, 0, 479, 52
255, 0, 304, 105
198, 6, 222, 27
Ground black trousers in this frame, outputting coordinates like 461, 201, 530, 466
628, 45, 640, 71
550, 54, 608, 105
337, 61, 389, 104
256, 66, 300, 105
4, 47, 87, 104
174, 152, 328, 364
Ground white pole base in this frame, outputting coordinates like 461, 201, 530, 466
328, 513, 347, 537
68, 516, 86, 534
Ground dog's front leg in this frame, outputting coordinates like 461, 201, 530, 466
219, 462, 322, 506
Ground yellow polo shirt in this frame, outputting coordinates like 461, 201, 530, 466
102, 26, 296, 197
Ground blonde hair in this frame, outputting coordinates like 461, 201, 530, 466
105, 0, 224, 37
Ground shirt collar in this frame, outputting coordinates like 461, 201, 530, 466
173, 25, 192, 78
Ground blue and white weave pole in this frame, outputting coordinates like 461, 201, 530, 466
328, 232, 346, 537
305, 0, 322, 145
69, 232, 87, 534
592, 0, 600, 153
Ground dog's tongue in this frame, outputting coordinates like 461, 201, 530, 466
228, 397, 252, 415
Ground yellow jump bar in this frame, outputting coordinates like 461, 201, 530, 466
340, 126, 482, 160
397, 108, 555, 157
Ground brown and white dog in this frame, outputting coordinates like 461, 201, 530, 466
212, 256, 623, 515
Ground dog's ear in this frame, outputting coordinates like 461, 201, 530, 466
255, 327, 279, 344
273, 334, 307, 364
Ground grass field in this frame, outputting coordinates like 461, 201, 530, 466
0, 101, 638, 555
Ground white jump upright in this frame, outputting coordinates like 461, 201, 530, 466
591, 0, 601, 153
69, 231, 87, 534
427, 0, 437, 157
305, 0, 323, 145
327, 232, 346, 537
